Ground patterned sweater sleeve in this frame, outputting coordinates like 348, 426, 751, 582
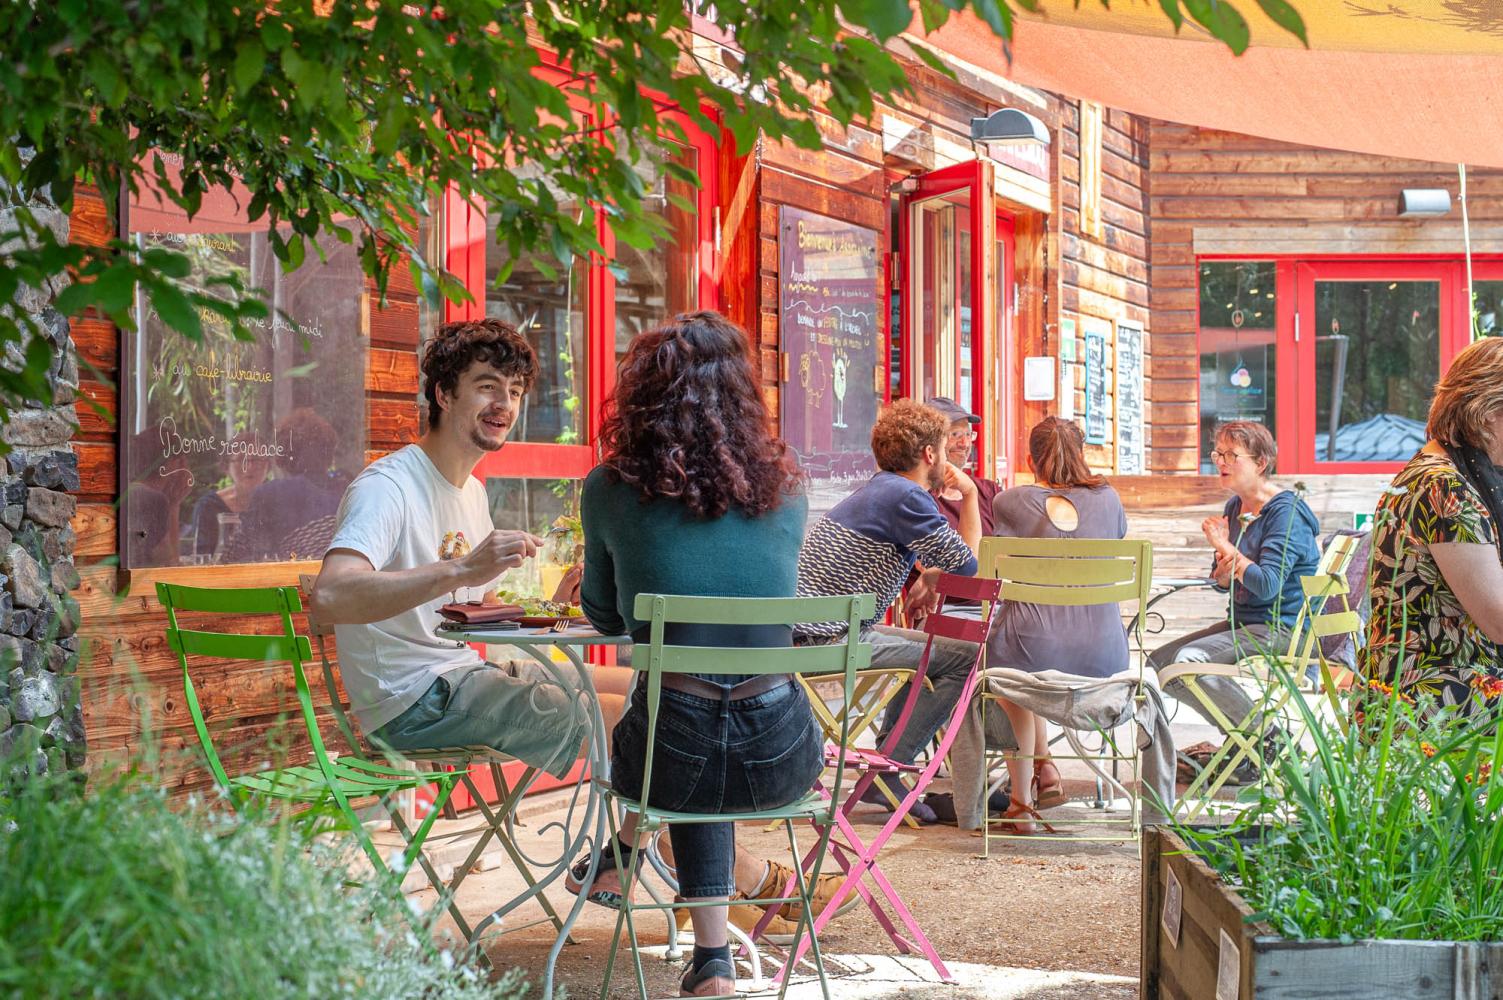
897, 487, 978, 575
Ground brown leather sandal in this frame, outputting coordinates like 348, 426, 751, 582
998, 801, 1059, 835
1033, 760, 1068, 809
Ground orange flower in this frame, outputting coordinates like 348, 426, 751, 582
1470, 676, 1503, 700
1421, 742, 1437, 758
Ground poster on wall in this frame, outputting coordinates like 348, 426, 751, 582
1082, 319, 1110, 445
778, 206, 881, 512
1115, 319, 1146, 475
121, 160, 369, 569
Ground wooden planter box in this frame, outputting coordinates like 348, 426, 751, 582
1141, 826, 1503, 999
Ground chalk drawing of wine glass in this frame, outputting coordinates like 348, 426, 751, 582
832, 350, 849, 429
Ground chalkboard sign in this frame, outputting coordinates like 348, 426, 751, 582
778, 206, 881, 505
1083, 322, 1109, 445
1115, 320, 1146, 475
121, 168, 368, 568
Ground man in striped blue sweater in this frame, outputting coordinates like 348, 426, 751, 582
795, 399, 982, 823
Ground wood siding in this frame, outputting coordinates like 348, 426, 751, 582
70, 185, 421, 795
1148, 122, 1503, 473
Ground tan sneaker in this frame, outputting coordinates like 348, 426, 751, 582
673, 894, 800, 945
752, 861, 859, 924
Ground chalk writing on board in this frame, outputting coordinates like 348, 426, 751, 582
1083, 323, 1109, 445
1116, 320, 1146, 475
779, 206, 881, 497
122, 185, 368, 569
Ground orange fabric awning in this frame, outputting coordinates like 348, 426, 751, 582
922, 5, 1503, 169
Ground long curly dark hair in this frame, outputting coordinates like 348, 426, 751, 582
599, 311, 801, 518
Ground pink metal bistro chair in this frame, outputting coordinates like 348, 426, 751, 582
755, 571, 1001, 984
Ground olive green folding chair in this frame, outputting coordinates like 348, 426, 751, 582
157, 582, 462, 932
1165, 571, 1364, 820
975, 536, 1154, 847
297, 574, 573, 946
599, 592, 874, 1000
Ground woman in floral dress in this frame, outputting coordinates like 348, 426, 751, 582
1363, 337, 1503, 714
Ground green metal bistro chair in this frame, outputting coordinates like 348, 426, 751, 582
297, 574, 574, 946
599, 592, 874, 1000
975, 536, 1154, 847
157, 582, 463, 927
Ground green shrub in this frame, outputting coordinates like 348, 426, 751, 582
0, 765, 529, 999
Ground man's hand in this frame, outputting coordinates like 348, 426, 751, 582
905, 566, 944, 627
452, 529, 542, 589
943, 461, 977, 498
551, 563, 583, 605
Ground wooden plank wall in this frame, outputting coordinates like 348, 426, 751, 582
69, 186, 422, 796
1147, 122, 1503, 473
1051, 105, 1152, 472
748, 62, 1151, 477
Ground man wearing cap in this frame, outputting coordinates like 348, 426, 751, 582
903, 396, 1004, 623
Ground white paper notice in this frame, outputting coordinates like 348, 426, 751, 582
1161, 868, 1183, 948
1023, 356, 1056, 401
1215, 928, 1241, 1000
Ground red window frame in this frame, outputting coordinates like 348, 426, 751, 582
1197, 255, 1495, 474
444, 66, 721, 483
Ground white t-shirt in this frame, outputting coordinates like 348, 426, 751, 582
326, 444, 495, 732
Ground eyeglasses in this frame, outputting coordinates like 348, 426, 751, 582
1209, 449, 1251, 463
947, 429, 977, 441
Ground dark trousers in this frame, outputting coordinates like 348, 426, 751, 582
610, 678, 822, 897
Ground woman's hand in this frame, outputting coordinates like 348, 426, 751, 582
1202, 515, 1231, 551
1212, 549, 1237, 588
551, 563, 583, 605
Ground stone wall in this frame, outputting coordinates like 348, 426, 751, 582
0, 184, 83, 777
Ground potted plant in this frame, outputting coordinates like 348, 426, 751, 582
1143, 666, 1503, 1000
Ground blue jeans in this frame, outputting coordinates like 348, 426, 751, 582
610, 678, 822, 898
867, 625, 982, 764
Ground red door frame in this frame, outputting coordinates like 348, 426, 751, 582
897, 160, 1004, 477
1199, 254, 1494, 474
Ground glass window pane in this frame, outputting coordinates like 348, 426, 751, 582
1473, 279, 1503, 337
1198, 262, 1277, 473
1313, 279, 1438, 463
613, 142, 698, 365
484, 477, 580, 600
912, 191, 969, 401
486, 204, 587, 446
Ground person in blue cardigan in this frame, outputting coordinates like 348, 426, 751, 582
1151, 420, 1320, 778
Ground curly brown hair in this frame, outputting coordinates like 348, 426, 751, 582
599, 311, 800, 518
871, 398, 947, 473
421, 317, 539, 429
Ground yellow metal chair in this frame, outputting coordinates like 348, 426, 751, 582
1164, 571, 1364, 820
975, 536, 1154, 848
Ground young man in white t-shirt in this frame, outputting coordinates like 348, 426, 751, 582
312, 317, 594, 775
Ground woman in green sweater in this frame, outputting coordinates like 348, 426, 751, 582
574, 310, 821, 997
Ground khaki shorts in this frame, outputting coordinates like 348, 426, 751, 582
371, 662, 590, 779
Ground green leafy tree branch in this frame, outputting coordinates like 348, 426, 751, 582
0, 0, 1302, 441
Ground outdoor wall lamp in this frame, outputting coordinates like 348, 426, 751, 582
1398, 188, 1452, 217
970, 108, 1050, 148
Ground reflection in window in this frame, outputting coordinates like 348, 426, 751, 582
613, 141, 698, 365
486, 203, 588, 446
1313, 280, 1437, 464
485, 476, 577, 599
1198, 262, 1277, 473
1474, 279, 1503, 338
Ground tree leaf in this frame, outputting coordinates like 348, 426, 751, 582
150, 283, 203, 342
234, 39, 266, 92
1255, 0, 1308, 46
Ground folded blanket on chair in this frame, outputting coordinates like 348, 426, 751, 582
948, 668, 1174, 830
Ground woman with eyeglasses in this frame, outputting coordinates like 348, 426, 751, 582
1149, 420, 1320, 779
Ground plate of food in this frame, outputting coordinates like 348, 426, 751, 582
497, 595, 587, 628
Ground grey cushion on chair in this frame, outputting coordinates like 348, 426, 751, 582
1316, 528, 1373, 670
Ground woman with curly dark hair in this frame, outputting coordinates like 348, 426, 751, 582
573, 310, 821, 996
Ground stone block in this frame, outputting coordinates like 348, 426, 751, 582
42, 525, 72, 563
2, 544, 44, 608
7, 608, 34, 638
0, 477, 22, 506
0, 408, 75, 449
0, 505, 18, 530
0, 636, 40, 674
55, 595, 78, 639
44, 640, 79, 675
11, 672, 59, 722
24, 487, 75, 528
50, 558, 79, 594
17, 450, 79, 493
